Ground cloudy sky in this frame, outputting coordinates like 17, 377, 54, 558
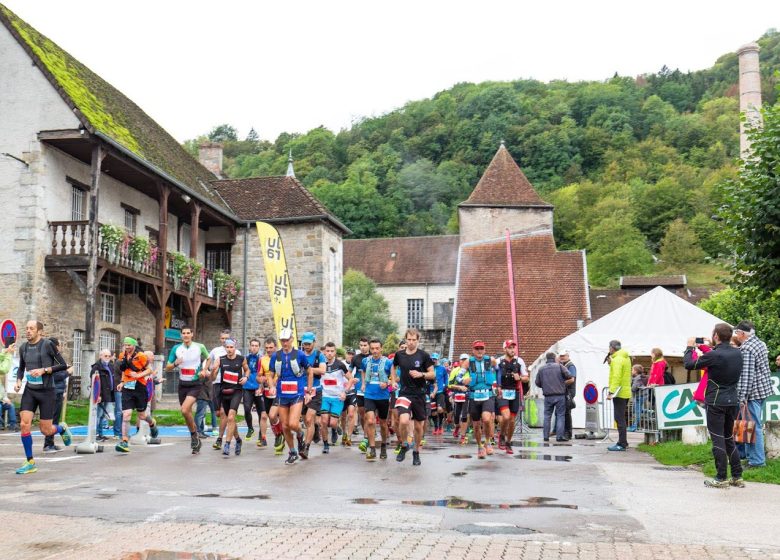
5, 1, 779, 142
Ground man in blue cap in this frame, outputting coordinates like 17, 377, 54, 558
431, 353, 448, 435
299, 331, 325, 459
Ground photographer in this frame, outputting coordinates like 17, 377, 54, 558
683, 323, 743, 489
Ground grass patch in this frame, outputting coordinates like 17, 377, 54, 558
639, 441, 780, 484
63, 400, 242, 426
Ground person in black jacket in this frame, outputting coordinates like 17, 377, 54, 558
683, 323, 744, 489
42, 337, 72, 452
90, 349, 118, 441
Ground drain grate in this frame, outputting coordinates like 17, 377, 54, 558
652, 466, 689, 471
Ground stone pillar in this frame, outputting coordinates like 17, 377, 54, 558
198, 142, 223, 177
737, 42, 762, 156
765, 421, 780, 460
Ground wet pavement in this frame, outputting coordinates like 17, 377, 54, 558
1, 427, 779, 558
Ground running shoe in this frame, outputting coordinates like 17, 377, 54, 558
337, 426, 343, 436
394, 443, 402, 455
453, 428, 460, 438
341, 434, 348, 446
486, 444, 494, 456
116, 441, 130, 453
477, 445, 486, 459
730, 477, 746, 488
459, 436, 468, 446
274, 438, 285, 456
488, 437, 495, 446
313, 425, 321, 444
344, 437, 352, 447
150, 422, 159, 439
297, 431, 304, 451
197, 432, 210, 439
59, 422, 73, 446
235, 439, 243, 456
380, 444, 387, 460
223, 442, 231, 456
43, 445, 61, 454
274, 433, 284, 449
396, 444, 408, 463
607, 444, 626, 452
352, 427, 359, 436
15, 460, 37, 475
257, 437, 268, 448
412, 451, 421, 466
300, 443, 309, 460
246, 428, 255, 440
192, 436, 202, 454
505, 443, 514, 455
285, 451, 299, 465
331, 428, 338, 445
323, 442, 330, 454
704, 478, 729, 489
366, 448, 377, 461
358, 438, 368, 453
212, 437, 223, 450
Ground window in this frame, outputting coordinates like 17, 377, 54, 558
407, 298, 424, 329
71, 186, 85, 221
72, 330, 84, 378
122, 204, 139, 234
146, 227, 159, 247
100, 292, 116, 323
98, 330, 117, 356
206, 244, 231, 273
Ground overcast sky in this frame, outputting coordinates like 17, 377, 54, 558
5, 1, 779, 142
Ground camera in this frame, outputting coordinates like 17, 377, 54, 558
695, 337, 705, 344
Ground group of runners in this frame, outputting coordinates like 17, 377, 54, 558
10, 321, 531, 473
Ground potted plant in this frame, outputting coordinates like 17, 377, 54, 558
171, 252, 189, 290
213, 269, 230, 308
128, 236, 151, 272
99, 224, 124, 263
222, 275, 242, 310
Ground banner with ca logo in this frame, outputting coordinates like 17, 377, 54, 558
655, 373, 780, 430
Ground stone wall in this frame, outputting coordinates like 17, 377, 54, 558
376, 284, 456, 336
198, 308, 230, 349
458, 206, 553, 246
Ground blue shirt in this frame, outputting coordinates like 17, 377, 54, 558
362, 356, 392, 401
270, 349, 309, 398
304, 349, 324, 390
434, 365, 448, 395
244, 352, 260, 390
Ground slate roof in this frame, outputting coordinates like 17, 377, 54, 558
460, 144, 552, 208
590, 286, 713, 321
0, 4, 231, 214
451, 231, 589, 365
212, 176, 350, 233
344, 235, 459, 285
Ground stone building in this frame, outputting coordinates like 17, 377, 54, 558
0, 5, 344, 393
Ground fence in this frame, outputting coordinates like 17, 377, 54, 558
600, 386, 659, 441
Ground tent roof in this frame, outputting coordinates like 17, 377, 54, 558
552, 286, 725, 358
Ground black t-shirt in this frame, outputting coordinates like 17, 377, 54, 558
393, 349, 434, 394
219, 355, 246, 386
350, 353, 366, 373
498, 358, 524, 389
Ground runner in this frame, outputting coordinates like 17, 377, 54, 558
115, 337, 158, 452
391, 328, 435, 466
300, 332, 326, 459
269, 328, 312, 464
350, 338, 370, 452
243, 338, 263, 442
14, 321, 73, 474
213, 338, 249, 457
496, 340, 528, 454
431, 353, 448, 434
165, 326, 210, 454
258, 337, 284, 453
463, 341, 498, 459
206, 330, 241, 451
389, 340, 407, 454
449, 354, 470, 443
339, 348, 356, 445
360, 339, 392, 460
320, 341, 352, 455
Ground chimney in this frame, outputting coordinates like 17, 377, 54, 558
198, 142, 223, 177
737, 42, 762, 155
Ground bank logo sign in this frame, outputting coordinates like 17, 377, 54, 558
655, 373, 780, 430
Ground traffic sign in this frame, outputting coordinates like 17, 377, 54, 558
583, 382, 598, 405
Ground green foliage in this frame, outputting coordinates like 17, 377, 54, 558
659, 219, 705, 269
208, 124, 238, 142
382, 332, 401, 355
586, 220, 654, 286
699, 288, 780, 357
342, 269, 397, 349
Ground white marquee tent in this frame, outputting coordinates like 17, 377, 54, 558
529, 286, 726, 428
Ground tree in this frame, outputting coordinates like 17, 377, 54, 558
586, 221, 654, 286
659, 219, 705, 269
342, 270, 397, 349
699, 289, 780, 357
208, 124, 238, 142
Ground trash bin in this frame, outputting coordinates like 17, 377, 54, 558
524, 396, 544, 428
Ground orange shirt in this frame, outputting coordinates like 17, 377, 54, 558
119, 350, 149, 385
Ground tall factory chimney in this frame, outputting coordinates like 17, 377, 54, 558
737, 42, 762, 155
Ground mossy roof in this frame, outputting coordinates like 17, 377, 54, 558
0, 4, 231, 215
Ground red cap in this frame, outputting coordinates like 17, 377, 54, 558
472, 340, 485, 349
503, 340, 516, 349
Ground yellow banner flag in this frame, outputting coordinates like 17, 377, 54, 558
255, 221, 298, 342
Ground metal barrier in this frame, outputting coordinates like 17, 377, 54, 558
599, 386, 660, 442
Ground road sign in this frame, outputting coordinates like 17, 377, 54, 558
583, 383, 598, 405
1, 320, 16, 347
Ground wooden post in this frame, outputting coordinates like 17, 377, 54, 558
190, 202, 201, 260
85, 144, 105, 345
155, 183, 170, 353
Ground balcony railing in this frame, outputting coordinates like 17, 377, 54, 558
48, 221, 215, 300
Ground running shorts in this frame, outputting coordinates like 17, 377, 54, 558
320, 395, 345, 417
497, 396, 521, 416
306, 391, 323, 415
356, 395, 365, 408
395, 392, 426, 421
122, 383, 149, 412
344, 392, 357, 408
469, 396, 496, 421
278, 395, 304, 407
435, 392, 446, 410
20, 387, 55, 421
221, 390, 243, 415
454, 400, 469, 423
364, 398, 390, 420
178, 382, 202, 405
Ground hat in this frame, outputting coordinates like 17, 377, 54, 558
301, 332, 316, 344
279, 328, 293, 341
472, 340, 485, 349
459, 353, 469, 360
503, 340, 516, 349
431, 353, 440, 360
123, 336, 138, 346
559, 348, 571, 356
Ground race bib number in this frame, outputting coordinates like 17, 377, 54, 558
395, 396, 411, 409
281, 381, 298, 395
502, 389, 516, 400
323, 378, 337, 386
473, 389, 490, 402
222, 371, 240, 384
124, 380, 137, 390
180, 368, 197, 382
264, 387, 276, 398
453, 393, 466, 403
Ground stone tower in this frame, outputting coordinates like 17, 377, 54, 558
737, 42, 762, 155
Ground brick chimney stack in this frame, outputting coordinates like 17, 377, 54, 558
199, 142, 223, 178
737, 42, 762, 156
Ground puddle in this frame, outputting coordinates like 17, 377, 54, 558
124, 551, 237, 560
422, 446, 447, 450
523, 441, 572, 448
400, 497, 577, 510
95, 493, 114, 499
449, 454, 472, 459
452, 472, 467, 477
455, 523, 537, 535
195, 493, 270, 500
515, 453, 572, 462
352, 498, 379, 504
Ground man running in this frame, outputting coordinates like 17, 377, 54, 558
300, 332, 326, 459
350, 338, 370, 452
340, 348, 356, 446
463, 341, 498, 458
259, 337, 284, 453
213, 338, 249, 456
391, 328, 435, 466
14, 321, 73, 474
361, 339, 392, 460
206, 330, 240, 451
115, 337, 158, 452
496, 340, 528, 454
431, 353, 448, 435
449, 354, 470, 443
270, 328, 312, 464
165, 326, 209, 454
320, 342, 352, 454
243, 338, 263, 441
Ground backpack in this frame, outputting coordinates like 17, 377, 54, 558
663, 367, 676, 385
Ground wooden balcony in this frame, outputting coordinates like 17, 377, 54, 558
46, 221, 219, 305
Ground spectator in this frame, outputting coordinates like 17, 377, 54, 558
0, 343, 19, 431
112, 351, 123, 439
734, 320, 773, 469
628, 364, 647, 432
90, 349, 117, 442
43, 337, 70, 453
647, 348, 667, 387
606, 340, 632, 451
559, 350, 577, 440
534, 352, 573, 442
775, 354, 780, 372
684, 323, 744, 488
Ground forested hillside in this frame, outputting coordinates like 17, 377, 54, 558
185, 31, 780, 287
